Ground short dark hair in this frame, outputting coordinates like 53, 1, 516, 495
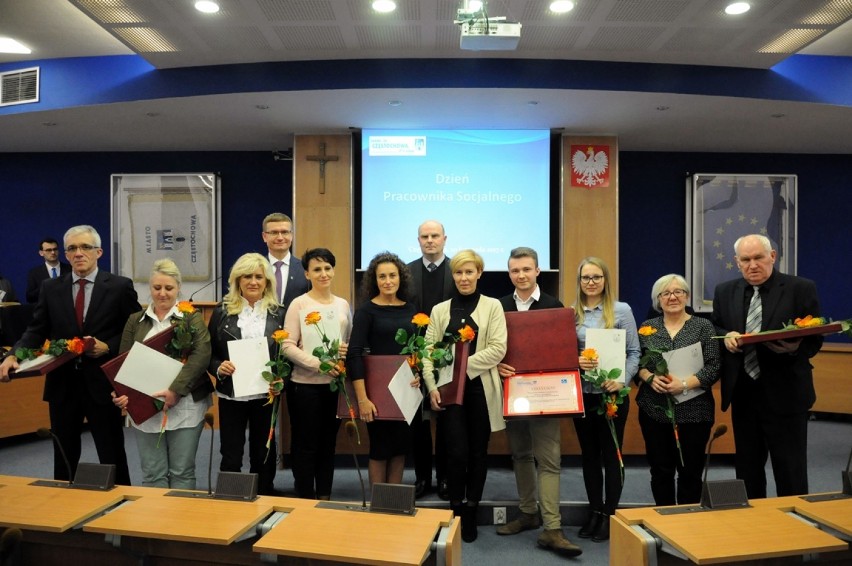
39, 238, 59, 251
302, 247, 336, 268
508, 246, 538, 267
360, 252, 411, 303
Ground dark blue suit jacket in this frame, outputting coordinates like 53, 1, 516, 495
280, 256, 310, 314
26, 262, 72, 303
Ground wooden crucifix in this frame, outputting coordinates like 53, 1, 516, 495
305, 142, 339, 194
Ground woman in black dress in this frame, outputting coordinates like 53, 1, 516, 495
346, 252, 420, 487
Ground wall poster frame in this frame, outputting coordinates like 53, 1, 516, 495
686, 173, 797, 313
111, 173, 221, 302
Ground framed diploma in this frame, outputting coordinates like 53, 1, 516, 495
502, 308, 578, 372
503, 371, 584, 418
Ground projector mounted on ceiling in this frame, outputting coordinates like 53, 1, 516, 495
455, 1, 521, 51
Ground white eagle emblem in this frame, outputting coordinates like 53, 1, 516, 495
572, 146, 609, 188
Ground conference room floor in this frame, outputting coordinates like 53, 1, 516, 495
1, 415, 848, 566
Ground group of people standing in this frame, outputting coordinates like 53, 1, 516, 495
0, 219, 824, 560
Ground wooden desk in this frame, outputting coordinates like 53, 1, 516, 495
0, 482, 126, 532
613, 497, 851, 565
255, 505, 457, 566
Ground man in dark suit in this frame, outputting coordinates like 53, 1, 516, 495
494, 247, 581, 556
0, 274, 17, 303
712, 234, 822, 498
263, 212, 310, 314
407, 219, 453, 498
26, 238, 72, 303
1, 225, 140, 485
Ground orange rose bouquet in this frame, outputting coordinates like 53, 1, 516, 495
395, 312, 431, 376
259, 328, 292, 461
15, 336, 87, 361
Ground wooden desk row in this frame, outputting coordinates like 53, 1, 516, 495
612, 493, 852, 565
0, 475, 458, 566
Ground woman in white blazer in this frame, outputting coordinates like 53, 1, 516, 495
422, 249, 507, 544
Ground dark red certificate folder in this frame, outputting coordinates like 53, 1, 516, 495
11, 337, 95, 378
737, 322, 843, 346
502, 307, 579, 372
337, 355, 413, 421
437, 341, 470, 407
101, 327, 175, 425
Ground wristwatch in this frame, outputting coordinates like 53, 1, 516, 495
682, 379, 689, 396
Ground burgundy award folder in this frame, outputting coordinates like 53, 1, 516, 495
101, 327, 175, 425
501, 307, 584, 418
437, 341, 470, 407
11, 337, 95, 378
337, 355, 413, 421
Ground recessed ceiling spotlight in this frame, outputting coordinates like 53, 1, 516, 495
467, 1, 484, 12
550, 1, 575, 13
388, 100, 403, 107
195, 1, 220, 14
372, 0, 396, 13
725, 2, 750, 15
0, 37, 32, 54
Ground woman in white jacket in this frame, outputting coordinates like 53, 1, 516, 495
422, 249, 507, 543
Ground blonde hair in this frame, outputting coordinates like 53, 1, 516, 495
222, 253, 279, 315
450, 249, 484, 272
151, 258, 182, 287
572, 257, 616, 328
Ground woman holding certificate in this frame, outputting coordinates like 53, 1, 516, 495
207, 253, 284, 496
636, 274, 720, 506
572, 257, 640, 542
345, 252, 419, 487
114, 258, 212, 489
282, 248, 352, 500
422, 249, 507, 543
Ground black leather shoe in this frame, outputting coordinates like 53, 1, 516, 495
437, 479, 449, 501
591, 513, 610, 542
414, 479, 431, 498
578, 511, 602, 539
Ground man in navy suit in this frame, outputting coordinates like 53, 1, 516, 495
712, 234, 822, 498
263, 212, 309, 314
407, 220, 453, 498
26, 238, 72, 303
494, 247, 581, 557
1, 225, 139, 485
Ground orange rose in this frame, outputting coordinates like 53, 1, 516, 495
580, 348, 599, 361
794, 315, 824, 328
638, 325, 657, 336
335, 359, 347, 374
411, 313, 430, 327
457, 325, 476, 342
272, 329, 289, 343
66, 337, 86, 355
605, 402, 618, 418
305, 311, 322, 325
177, 301, 196, 314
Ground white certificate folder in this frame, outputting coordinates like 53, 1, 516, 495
585, 328, 627, 384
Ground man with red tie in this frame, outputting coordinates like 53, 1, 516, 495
1, 225, 139, 485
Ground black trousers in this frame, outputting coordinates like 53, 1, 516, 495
436, 378, 490, 503
731, 375, 809, 498
217, 396, 278, 495
573, 392, 629, 515
638, 409, 712, 505
286, 381, 341, 499
48, 378, 130, 485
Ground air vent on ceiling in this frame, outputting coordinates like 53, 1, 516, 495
1, 67, 40, 107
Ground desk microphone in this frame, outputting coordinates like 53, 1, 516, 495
701, 424, 728, 487
0, 527, 22, 565
188, 277, 222, 302
204, 412, 215, 496
699, 423, 748, 509
36, 427, 73, 485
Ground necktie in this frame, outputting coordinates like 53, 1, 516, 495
427, 262, 436, 272
274, 261, 284, 303
744, 286, 762, 379
51, 267, 58, 278
75, 279, 87, 328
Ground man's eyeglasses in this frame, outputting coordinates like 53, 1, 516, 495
580, 275, 604, 284
42, 247, 59, 253
659, 289, 687, 298
265, 230, 292, 237
65, 244, 98, 253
